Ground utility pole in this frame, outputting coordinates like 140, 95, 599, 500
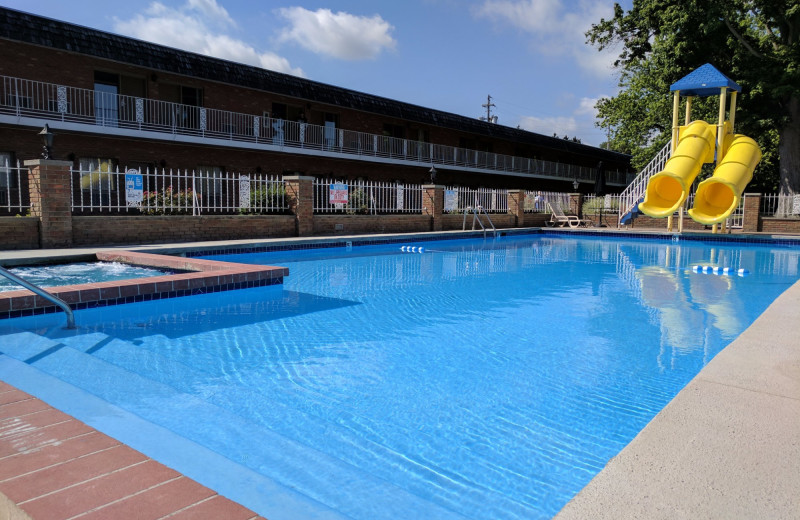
481, 95, 496, 122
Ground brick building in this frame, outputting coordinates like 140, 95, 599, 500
0, 7, 630, 197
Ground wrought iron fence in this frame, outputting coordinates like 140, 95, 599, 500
70, 165, 287, 215
0, 74, 627, 184
523, 191, 570, 213
760, 194, 800, 217
582, 194, 621, 215
443, 186, 509, 213
0, 160, 29, 215
313, 178, 422, 214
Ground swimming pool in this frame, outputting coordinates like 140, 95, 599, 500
1, 233, 798, 519
0, 261, 171, 292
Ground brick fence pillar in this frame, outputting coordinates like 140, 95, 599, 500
742, 192, 761, 232
423, 184, 444, 231
25, 159, 73, 248
507, 189, 525, 227
569, 193, 583, 217
284, 175, 314, 236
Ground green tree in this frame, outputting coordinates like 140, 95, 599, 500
587, 1, 799, 199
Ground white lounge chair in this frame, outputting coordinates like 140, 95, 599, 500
547, 202, 580, 228
547, 202, 594, 228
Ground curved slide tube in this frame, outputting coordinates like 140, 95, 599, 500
638, 120, 716, 218
688, 134, 762, 225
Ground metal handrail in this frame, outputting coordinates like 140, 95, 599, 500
618, 141, 672, 225
462, 205, 497, 238
0, 74, 627, 185
0, 266, 76, 329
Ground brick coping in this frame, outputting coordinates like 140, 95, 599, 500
0, 251, 288, 320
0, 381, 265, 520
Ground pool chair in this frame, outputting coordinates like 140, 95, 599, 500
547, 202, 580, 228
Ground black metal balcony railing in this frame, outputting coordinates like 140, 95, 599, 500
0, 74, 626, 184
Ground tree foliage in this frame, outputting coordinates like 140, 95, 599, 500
587, 0, 800, 194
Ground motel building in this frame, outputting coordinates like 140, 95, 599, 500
0, 7, 631, 248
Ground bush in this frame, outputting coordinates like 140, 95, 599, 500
242, 183, 289, 214
582, 196, 618, 215
141, 186, 195, 215
346, 188, 370, 214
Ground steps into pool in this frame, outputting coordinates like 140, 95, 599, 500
1, 330, 541, 519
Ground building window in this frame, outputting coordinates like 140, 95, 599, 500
0, 152, 16, 205
78, 157, 118, 191
383, 123, 405, 139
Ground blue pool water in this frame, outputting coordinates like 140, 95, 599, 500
1, 234, 798, 519
0, 261, 169, 292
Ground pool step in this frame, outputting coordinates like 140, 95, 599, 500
86, 336, 542, 519
1, 336, 474, 520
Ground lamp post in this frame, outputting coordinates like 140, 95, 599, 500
429, 165, 437, 184
39, 124, 54, 159
572, 177, 579, 191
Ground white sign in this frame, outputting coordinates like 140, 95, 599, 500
793, 195, 800, 215
444, 189, 457, 212
239, 174, 251, 209
330, 183, 348, 205
396, 184, 404, 210
125, 169, 143, 207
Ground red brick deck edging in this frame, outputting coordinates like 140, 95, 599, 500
0, 381, 265, 520
0, 251, 288, 320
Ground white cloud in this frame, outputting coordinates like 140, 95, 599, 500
516, 95, 609, 145
276, 7, 396, 60
518, 115, 578, 137
473, 0, 616, 77
113, 1, 304, 76
186, 0, 235, 27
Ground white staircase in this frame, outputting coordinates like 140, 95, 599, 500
618, 141, 672, 226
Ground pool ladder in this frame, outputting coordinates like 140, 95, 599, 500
462, 205, 497, 239
0, 265, 76, 329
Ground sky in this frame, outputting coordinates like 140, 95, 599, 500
2, 0, 631, 147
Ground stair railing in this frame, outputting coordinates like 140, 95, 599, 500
0, 266, 76, 329
618, 141, 672, 226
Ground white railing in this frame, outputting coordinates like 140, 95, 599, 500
70, 165, 286, 215
0, 74, 627, 185
618, 141, 672, 224
1, 160, 28, 214
444, 186, 509, 213
312, 178, 423, 214
523, 190, 570, 213
761, 194, 800, 217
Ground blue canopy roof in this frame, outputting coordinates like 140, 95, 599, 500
670, 63, 741, 96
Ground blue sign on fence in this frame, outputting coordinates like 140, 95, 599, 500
125, 170, 143, 207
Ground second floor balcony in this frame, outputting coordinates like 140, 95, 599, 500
0, 74, 628, 186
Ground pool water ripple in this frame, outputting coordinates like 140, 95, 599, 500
1, 235, 799, 519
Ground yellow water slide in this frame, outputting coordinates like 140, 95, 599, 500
638, 120, 716, 218
688, 133, 762, 225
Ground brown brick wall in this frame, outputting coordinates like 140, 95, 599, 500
760, 218, 800, 233
0, 217, 39, 249
313, 215, 430, 235
440, 213, 516, 231
72, 215, 295, 246
627, 215, 709, 231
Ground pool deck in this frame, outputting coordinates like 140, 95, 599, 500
1, 228, 799, 519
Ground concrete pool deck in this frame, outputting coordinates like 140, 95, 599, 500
1, 229, 799, 518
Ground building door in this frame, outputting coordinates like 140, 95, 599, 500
94, 83, 119, 127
